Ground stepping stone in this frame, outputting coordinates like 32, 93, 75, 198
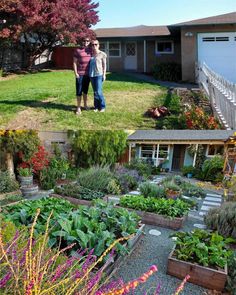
182, 195, 190, 199
194, 223, 206, 229
205, 197, 222, 202
200, 205, 214, 211
203, 201, 221, 206
199, 211, 207, 216
149, 229, 161, 236
206, 193, 222, 198
128, 191, 141, 195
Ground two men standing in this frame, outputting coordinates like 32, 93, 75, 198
73, 38, 107, 115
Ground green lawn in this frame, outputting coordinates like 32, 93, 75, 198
0, 71, 167, 130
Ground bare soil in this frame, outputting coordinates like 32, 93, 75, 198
5, 108, 51, 130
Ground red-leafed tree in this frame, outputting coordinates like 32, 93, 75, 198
0, 0, 99, 68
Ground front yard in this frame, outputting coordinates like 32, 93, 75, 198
0, 71, 166, 130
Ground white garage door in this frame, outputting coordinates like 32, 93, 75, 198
198, 32, 236, 83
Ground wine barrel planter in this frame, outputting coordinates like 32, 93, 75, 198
20, 185, 39, 198
167, 246, 227, 291
18, 175, 33, 186
116, 206, 186, 230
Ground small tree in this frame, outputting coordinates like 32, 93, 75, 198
0, 130, 40, 178
0, 0, 99, 68
68, 130, 128, 168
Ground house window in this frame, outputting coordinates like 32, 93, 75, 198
207, 145, 224, 157
156, 41, 174, 54
109, 42, 121, 57
155, 145, 169, 159
141, 145, 153, 158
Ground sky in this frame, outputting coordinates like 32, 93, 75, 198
93, 0, 236, 28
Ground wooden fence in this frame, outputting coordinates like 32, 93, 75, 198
196, 62, 236, 130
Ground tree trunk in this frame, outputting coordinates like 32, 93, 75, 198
6, 152, 15, 179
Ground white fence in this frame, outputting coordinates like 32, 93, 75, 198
196, 62, 236, 130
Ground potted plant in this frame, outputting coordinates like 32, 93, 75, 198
163, 181, 181, 199
17, 167, 39, 198
17, 167, 33, 186
167, 229, 233, 291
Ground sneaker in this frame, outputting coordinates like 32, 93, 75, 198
76, 108, 82, 115
99, 108, 105, 112
94, 109, 98, 112
83, 106, 89, 110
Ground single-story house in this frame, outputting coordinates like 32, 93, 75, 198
127, 130, 236, 172
94, 12, 236, 83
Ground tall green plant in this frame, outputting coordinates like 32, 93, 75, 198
68, 130, 127, 168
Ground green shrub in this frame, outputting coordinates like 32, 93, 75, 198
115, 167, 141, 193
0, 171, 19, 193
204, 202, 236, 239
156, 114, 187, 129
180, 182, 205, 199
201, 155, 224, 182
107, 179, 121, 195
125, 159, 152, 179
40, 167, 57, 190
139, 182, 165, 198
153, 62, 181, 82
77, 166, 114, 193
227, 251, 236, 294
181, 166, 196, 177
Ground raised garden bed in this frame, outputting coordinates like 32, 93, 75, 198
116, 206, 186, 230
167, 245, 227, 291
50, 193, 92, 206
50, 193, 106, 207
103, 223, 145, 276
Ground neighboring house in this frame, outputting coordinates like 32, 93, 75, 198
94, 11, 236, 83
127, 130, 236, 172
39, 131, 72, 157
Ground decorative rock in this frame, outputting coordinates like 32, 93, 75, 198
149, 229, 162, 236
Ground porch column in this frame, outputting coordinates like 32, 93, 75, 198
156, 144, 160, 167
106, 41, 110, 71
193, 144, 198, 167
143, 40, 147, 73
128, 144, 132, 163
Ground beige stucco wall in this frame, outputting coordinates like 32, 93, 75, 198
181, 24, 236, 82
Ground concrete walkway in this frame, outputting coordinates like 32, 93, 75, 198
124, 72, 199, 90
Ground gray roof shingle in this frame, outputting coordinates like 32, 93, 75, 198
128, 130, 235, 141
173, 12, 236, 26
94, 25, 170, 38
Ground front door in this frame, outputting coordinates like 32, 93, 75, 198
171, 145, 186, 171
124, 42, 137, 70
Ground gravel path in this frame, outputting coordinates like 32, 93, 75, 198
113, 217, 207, 295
